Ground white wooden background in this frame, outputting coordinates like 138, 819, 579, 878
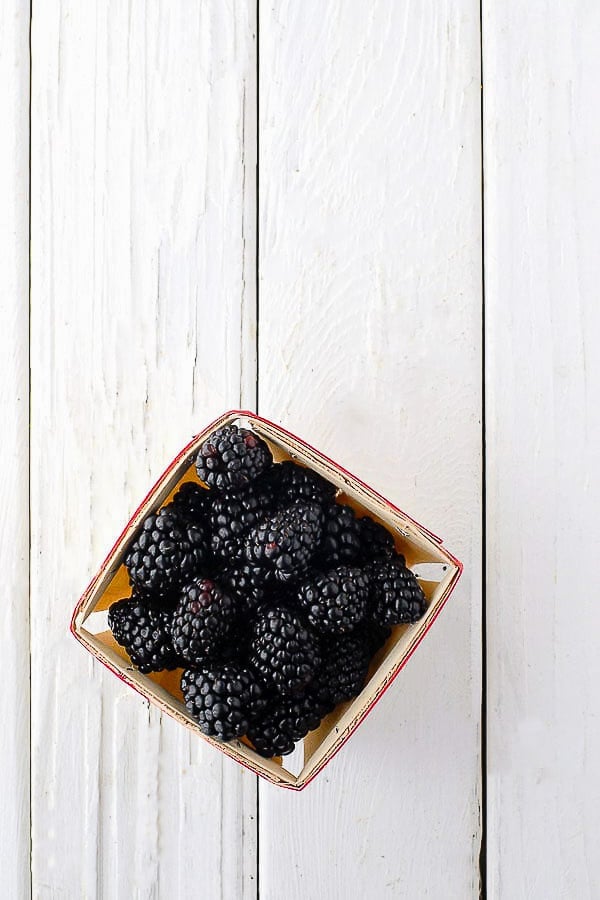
1, 1, 598, 897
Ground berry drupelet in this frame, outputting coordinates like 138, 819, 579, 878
249, 606, 322, 696
247, 693, 326, 758
181, 663, 266, 742
296, 566, 370, 635
311, 632, 372, 711
268, 460, 337, 506
124, 507, 208, 607
365, 621, 392, 655
108, 595, 180, 674
219, 563, 269, 614
244, 501, 323, 584
366, 558, 427, 626
171, 577, 238, 666
195, 423, 273, 492
317, 501, 362, 566
209, 479, 275, 563
358, 515, 396, 561
168, 481, 212, 525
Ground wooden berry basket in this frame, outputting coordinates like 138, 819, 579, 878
71, 410, 463, 790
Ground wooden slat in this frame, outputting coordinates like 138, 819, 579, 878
0, 2, 30, 897
30, 3, 257, 897
484, 3, 600, 896
257, 2, 483, 897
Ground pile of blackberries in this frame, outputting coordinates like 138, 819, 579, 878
108, 424, 426, 757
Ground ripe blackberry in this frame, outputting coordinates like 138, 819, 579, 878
124, 508, 208, 606
297, 566, 370, 634
358, 516, 395, 561
367, 559, 427, 626
220, 563, 268, 613
181, 663, 266, 741
365, 621, 392, 654
312, 632, 372, 711
249, 606, 321, 696
195, 423, 273, 492
209, 480, 274, 563
172, 577, 238, 666
247, 694, 325, 758
268, 460, 337, 506
108, 596, 180, 674
169, 481, 212, 524
317, 502, 362, 566
244, 502, 323, 584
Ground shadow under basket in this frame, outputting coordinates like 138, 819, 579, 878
71, 410, 463, 790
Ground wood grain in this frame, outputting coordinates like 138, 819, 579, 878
0, 2, 30, 897
484, 3, 600, 897
257, 2, 482, 898
30, 2, 257, 897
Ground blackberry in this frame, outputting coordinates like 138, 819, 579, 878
172, 577, 238, 666
169, 481, 212, 525
317, 502, 362, 566
210, 480, 274, 563
249, 606, 321, 696
367, 559, 427, 626
247, 693, 325, 758
195, 423, 273, 492
108, 596, 180, 673
220, 563, 268, 614
244, 502, 323, 584
312, 632, 372, 711
297, 566, 370, 634
358, 515, 395, 561
181, 663, 266, 742
268, 460, 337, 506
124, 508, 208, 606
365, 621, 392, 654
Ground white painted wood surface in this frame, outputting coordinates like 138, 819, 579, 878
258, 3, 482, 898
30, 2, 257, 898
0, 3, 30, 898
6, 0, 599, 897
484, 3, 600, 897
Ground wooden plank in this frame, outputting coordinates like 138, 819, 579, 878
257, 2, 482, 898
30, 2, 257, 897
0, 2, 30, 897
484, 3, 600, 896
